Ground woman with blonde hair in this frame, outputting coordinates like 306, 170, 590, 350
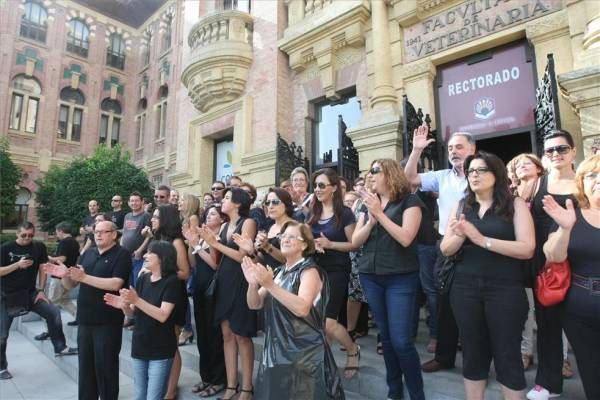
352, 158, 425, 399
542, 154, 600, 399
179, 193, 201, 229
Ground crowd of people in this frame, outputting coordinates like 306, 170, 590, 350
0, 126, 598, 400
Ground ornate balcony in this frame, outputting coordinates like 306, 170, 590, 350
182, 10, 253, 113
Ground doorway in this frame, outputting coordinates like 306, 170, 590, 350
475, 131, 533, 164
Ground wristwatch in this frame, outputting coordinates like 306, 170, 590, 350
484, 237, 492, 250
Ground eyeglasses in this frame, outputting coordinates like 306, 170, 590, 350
94, 230, 115, 235
544, 145, 571, 156
111, 199, 122, 202
369, 166, 382, 175
354, 182, 365, 187
264, 199, 282, 207
467, 167, 491, 176
154, 195, 166, 199
584, 171, 599, 181
315, 182, 332, 190
211, 187, 224, 191
280, 234, 305, 242
19, 233, 34, 238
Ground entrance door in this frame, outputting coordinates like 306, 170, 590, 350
475, 131, 533, 164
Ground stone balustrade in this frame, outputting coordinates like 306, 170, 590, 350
188, 9, 253, 50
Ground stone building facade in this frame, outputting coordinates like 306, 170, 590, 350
2, 0, 599, 230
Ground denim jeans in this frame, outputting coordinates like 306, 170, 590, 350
1, 291, 67, 370
132, 357, 173, 400
130, 258, 145, 287
417, 244, 438, 338
360, 272, 424, 400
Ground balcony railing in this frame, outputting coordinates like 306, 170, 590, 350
106, 49, 125, 70
188, 10, 253, 50
304, 0, 334, 16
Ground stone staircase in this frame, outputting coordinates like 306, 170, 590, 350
13, 308, 586, 399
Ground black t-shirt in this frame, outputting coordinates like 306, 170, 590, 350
416, 190, 440, 245
131, 272, 179, 360
109, 209, 128, 230
77, 244, 132, 325
308, 207, 355, 272
56, 236, 80, 267
0, 240, 48, 295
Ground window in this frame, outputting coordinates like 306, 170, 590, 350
20, 1, 48, 42
155, 85, 168, 140
1, 188, 31, 230
66, 19, 90, 57
106, 33, 125, 70
313, 95, 361, 166
99, 98, 122, 147
162, 16, 172, 52
135, 112, 146, 148
58, 87, 85, 142
8, 75, 41, 134
142, 33, 152, 66
222, 0, 251, 12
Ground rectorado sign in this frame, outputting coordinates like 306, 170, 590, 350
403, 0, 562, 62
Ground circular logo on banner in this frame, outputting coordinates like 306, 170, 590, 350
474, 97, 496, 120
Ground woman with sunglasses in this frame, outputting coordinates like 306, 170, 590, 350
104, 240, 179, 400
306, 168, 359, 379
542, 155, 600, 399
352, 159, 425, 400
233, 188, 294, 269
183, 204, 227, 397
441, 152, 535, 400
527, 130, 578, 400
198, 188, 257, 400
148, 205, 190, 400
242, 221, 344, 400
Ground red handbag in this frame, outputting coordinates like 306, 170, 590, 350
535, 260, 571, 306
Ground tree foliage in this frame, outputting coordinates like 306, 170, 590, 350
0, 138, 23, 226
35, 146, 153, 232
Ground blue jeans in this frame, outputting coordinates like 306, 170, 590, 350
360, 272, 424, 400
418, 243, 438, 338
132, 357, 173, 400
130, 258, 145, 287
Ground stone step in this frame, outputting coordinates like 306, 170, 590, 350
14, 308, 586, 399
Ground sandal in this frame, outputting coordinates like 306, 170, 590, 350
236, 387, 253, 400
344, 344, 361, 379
200, 384, 225, 398
217, 386, 238, 400
192, 382, 210, 393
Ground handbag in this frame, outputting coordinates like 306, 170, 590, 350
436, 199, 465, 295
4, 289, 32, 318
535, 260, 571, 306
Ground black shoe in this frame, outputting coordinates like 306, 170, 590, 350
35, 331, 50, 341
67, 320, 78, 326
55, 346, 78, 356
0, 369, 13, 380
421, 359, 453, 372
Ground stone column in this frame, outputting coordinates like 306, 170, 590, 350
370, 0, 397, 111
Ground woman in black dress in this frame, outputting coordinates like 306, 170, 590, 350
243, 221, 344, 400
199, 188, 257, 400
184, 204, 227, 397
441, 152, 535, 399
148, 205, 190, 399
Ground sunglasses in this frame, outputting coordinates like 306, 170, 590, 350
369, 166, 382, 175
264, 199, 282, 207
315, 182, 332, 190
211, 187, 224, 191
544, 145, 571, 156
19, 234, 34, 238
467, 167, 491, 176
154, 195, 166, 199
111, 199, 122, 202
94, 230, 115, 235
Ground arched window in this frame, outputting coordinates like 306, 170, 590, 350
162, 16, 172, 52
20, 1, 48, 42
155, 85, 168, 140
99, 98, 122, 148
58, 87, 85, 142
106, 33, 125, 70
9, 74, 41, 134
67, 19, 90, 57
1, 188, 31, 229
222, 0, 251, 12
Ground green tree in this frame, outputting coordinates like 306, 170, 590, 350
35, 146, 154, 233
0, 138, 23, 231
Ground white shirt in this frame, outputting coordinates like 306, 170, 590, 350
420, 169, 467, 235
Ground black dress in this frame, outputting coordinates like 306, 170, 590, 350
191, 246, 226, 386
255, 258, 344, 400
259, 236, 281, 269
214, 218, 258, 337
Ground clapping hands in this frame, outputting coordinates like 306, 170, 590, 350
241, 256, 274, 288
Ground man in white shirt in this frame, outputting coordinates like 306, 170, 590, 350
405, 123, 476, 372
